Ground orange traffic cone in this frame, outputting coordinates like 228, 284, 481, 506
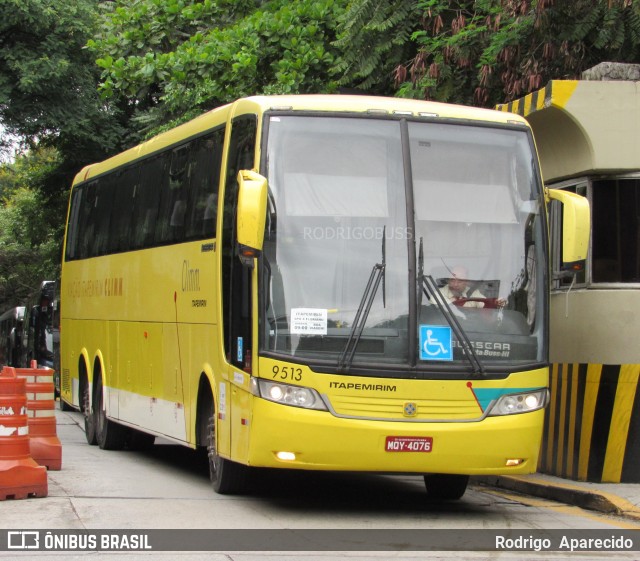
0, 366, 48, 499
16, 361, 62, 470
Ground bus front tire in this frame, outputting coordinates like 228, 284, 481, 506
207, 415, 248, 495
423, 474, 469, 500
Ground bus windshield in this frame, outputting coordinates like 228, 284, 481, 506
261, 115, 546, 374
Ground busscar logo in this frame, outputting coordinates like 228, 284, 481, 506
8, 531, 39, 549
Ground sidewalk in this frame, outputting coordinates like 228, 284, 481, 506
475, 473, 640, 522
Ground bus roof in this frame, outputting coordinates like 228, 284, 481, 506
73, 94, 530, 185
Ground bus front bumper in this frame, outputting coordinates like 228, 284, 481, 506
246, 398, 544, 475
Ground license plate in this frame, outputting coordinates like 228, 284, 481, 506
385, 436, 433, 452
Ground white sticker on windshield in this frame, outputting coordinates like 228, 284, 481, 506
291, 308, 328, 335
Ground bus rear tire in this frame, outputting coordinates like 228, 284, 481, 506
82, 377, 97, 445
207, 415, 248, 495
95, 377, 127, 450
423, 474, 469, 500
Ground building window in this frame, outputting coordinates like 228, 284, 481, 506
551, 176, 640, 288
592, 178, 640, 283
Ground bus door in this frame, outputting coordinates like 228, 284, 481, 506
221, 114, 258, 462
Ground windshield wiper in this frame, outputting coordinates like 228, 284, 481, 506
417, 239, 485, 377
338, 229, 386, 372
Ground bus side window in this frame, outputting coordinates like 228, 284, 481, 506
109, 166, 139, 254
185, 129, 224, 240
78, 184, 97, 259
156, 145, 189, 245
65, 187, 84, 261
132, 156, 164, 249
91, 177, 116, 257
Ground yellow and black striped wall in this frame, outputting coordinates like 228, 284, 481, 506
541, 363, 640, 483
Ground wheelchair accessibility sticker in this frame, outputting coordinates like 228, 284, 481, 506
419, 325, 453, 361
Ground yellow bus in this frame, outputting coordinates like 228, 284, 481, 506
60, 95, 589, 499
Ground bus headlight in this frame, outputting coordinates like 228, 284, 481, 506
487, 389, 548, 416
253, 379, 328, 411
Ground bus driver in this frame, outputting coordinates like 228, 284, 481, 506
440, 266, 485, 308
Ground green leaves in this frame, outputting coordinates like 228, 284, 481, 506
396, 0, 640, 107
89, 0, 346, 135
0, 0, 124, 164
334, 0, 422, 93
0, 148, 64, 307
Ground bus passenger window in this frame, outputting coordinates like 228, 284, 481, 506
65, 187, 83, 260
109, 166, 138, 253
131, 156, 164, 249
91, 178, 115, 256
78, 185, 97, 259
156, 146, 190, 244
185, 129, 224, 240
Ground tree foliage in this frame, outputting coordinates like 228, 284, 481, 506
0, 0, 131, 256
334, 0, 422, 94
394, 0, 640, 107
0, 148, 63, 308
0, 0, 124, 161
89, 0, 346, 135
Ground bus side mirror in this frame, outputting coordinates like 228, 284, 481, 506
236, 169, 268, 267
548, 188, 590, 273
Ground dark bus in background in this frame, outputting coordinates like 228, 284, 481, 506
21, 280, 60, 396
0, 305, 25, 367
